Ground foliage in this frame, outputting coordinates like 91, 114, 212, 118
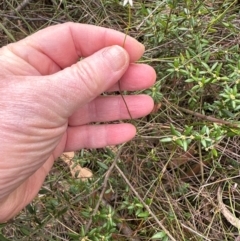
1, 0, 240, 240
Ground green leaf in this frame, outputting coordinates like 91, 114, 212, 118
201, 61, 210, 71
163, 236, 169, 241
137, 211, 149, 218
211, 148, 218, 157
191, 85, 200, 91
19, 226, 30, 236
221, 109, 235, 118
201, 139, 207, 148
175, 139, 183, 147
184, 126, 193, 135
97, 161, 108, 170
0, 223, 7, 229
205, 126, 210, 136
135, 203, 143, 208
68, 232, 81, 239
170, 124, 181, 136
211, 62, 218, 71
26, 204, 35, 214
0, 234, 10, 241
151, 231, 166, 239
182, 140, 188, 152
185, 78, 195, 83
160, 137, 172, 143
57, 207, 68, 217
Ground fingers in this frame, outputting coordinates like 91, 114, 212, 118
65, 123, 136, 151
13, 23, 145, 75
30, 46, 130, 118
68, 95, 154, 126
108, 63, 156, 91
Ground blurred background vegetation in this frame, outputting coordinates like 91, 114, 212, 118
1, 0, 240, 240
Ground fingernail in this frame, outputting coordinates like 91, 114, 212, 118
102, 46, 128, 71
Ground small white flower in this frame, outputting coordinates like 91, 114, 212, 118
123, 0, 133, 6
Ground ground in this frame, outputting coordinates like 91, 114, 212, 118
0, 0, 240, 240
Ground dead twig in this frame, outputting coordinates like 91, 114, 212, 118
180, 223, 212, 241
177, 106, 240, 129
1, 0, 34, 36
85, 145, 124, 232
217, 186, 240, 229
8, 0, 33, 16
61, 150, 141, 240
115, 164, 177, 241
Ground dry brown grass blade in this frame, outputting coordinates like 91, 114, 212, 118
11, 0, 33, 15
85, 147, 124, 232
62, 150, 141, 240
3, 0, 33, 25
180, 223, 211, 241
177, 106, 240, 128
115, 164, 177, 241
217, 186, 240, 229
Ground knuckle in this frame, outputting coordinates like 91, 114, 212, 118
76, 60, 100, 98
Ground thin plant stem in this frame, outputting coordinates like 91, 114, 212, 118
85, 145, 124, 232
115, 163, 177, 241
119, 5, 133, 120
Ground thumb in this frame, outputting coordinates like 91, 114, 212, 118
44, 45, 129, 117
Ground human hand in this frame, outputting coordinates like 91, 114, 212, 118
0, 23, 156, 222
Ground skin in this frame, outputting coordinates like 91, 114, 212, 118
0, 22, 156, 222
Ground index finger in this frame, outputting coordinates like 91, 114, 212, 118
23, 22, 145, 70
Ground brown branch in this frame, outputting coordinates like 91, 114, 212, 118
115, 164, 177, 241
85, 146, 123, 232
217, 186, 240, 229
177, 106, 240, 128
84, 145, 141, 240
2, 0, 34, 34
180, 223, 211, 241
9, 0, 33, 15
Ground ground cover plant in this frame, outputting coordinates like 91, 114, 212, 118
0, 0, 240, 240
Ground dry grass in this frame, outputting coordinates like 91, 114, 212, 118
1, 0, 240, 240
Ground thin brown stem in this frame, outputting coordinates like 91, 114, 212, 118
85, 146, 123, 232
120, 5, 133, 121
115, 164, 177, 241
176, 106, 240, 129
